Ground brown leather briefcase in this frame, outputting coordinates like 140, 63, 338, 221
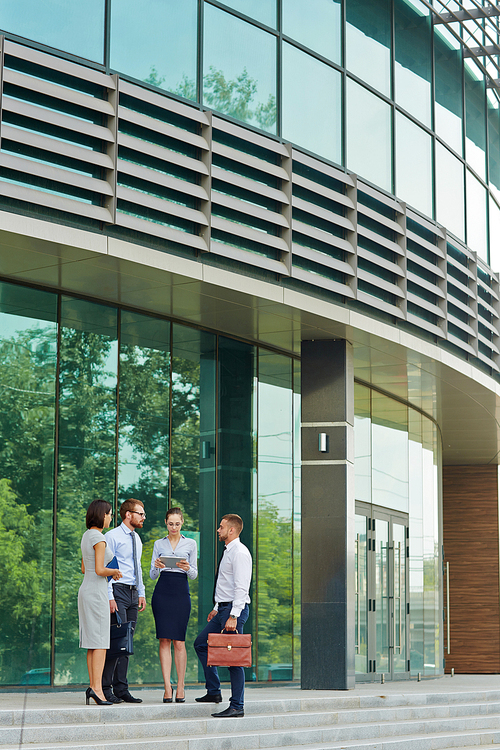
207, 632, 252, 667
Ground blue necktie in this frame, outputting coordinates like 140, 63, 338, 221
131, 531, 140, 588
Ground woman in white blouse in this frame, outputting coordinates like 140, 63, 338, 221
150, 507, 197, 703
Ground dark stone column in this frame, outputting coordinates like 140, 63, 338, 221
301, 340, 355, 690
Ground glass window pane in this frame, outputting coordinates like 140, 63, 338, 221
354, 383, 371, 504
436, 143, 465, 241
204, 6, 277, 133
434, 26, 463, 155
355, 514, 368, 674
217, 336, 256, 684
283, 0, 341, 64
0, 283, 57, 686
347, 79, 392, 192
392, 522, 407, 673
395, 0, 432, 127
489, 196, 500, 272
110, 0, 198, 99
466, 171, 487, 262
465, 60, 486, 179
219, 0, 277, 28
55, 298, 118, 685
375, 518, 390, 672
283, 43, 342, 163
0, 0, 105, 62
170, 325, 216, 685
346, 0, 391, 97
117, 311, 171, 686
408, 414, 424, 676
395, 112, 432, 217
371, 393, 409, 513
293, 360, 301, 681
257, 352, 293, 681
422, 420, 439, 675
488, 92, 500, 204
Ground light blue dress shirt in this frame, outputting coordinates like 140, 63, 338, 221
149, 535, 198, 581
105, 522, 145, 599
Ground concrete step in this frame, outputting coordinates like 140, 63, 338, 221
2, 688, 500, 750
4, 728, 500, 750
2, 709, 500, 748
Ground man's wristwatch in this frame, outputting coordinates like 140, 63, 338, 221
228, 615, 236, 620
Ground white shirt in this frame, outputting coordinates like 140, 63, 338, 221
105, 522, 145, 599
149, 535, 198, 581
214, 537, 252, 618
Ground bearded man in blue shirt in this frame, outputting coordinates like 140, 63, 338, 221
102, 498, 146, 703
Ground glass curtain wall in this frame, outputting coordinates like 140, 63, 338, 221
354, 384, 441, 678
4, 0, 500, 268
0, 283, 57, 686
0, 280, 300, 687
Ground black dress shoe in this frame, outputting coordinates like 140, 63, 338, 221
211, 706, 244, 717
106, 694, 124, 704
195, 692, 222, 703
118, 692, 142, 703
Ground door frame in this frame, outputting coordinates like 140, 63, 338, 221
355, 502, 410, 682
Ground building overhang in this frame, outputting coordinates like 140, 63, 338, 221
2, 210, 499, 466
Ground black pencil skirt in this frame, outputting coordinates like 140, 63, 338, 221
151, 572, 191, 641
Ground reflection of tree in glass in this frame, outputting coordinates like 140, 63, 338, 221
257, 501, 294, 669
144, 65, 277, 131
0, 479, 49, 683
117, 349, 201, 684
0, 325, 56, 684
55, 327, 118, 684
144, 65, 166, 89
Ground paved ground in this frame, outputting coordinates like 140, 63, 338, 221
1, 674, 500, 711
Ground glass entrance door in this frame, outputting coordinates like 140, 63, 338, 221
355, 504, 409, 681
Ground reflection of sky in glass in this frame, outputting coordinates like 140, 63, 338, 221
347, 80, 391, 192
395, 0, 431, 127
395, 62, 431, 127
346, 0, 390, 96
283, 0, 341, 64
489, 197, 500, 272
436, 143, 465, 241
0, 0, 105, 62
221, 0, 277, 27
372, 423, 409, 512
354, 415, 371, 503
465, 60, 486, 180
282, 42, 341, 164
110, 0, 197, 97
258, 379, 292, 518
466, 171, 488, 261
435, 26, 462, 155
395, 113, 432, 217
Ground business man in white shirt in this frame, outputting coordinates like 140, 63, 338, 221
194, 513, 252, 717
102, 498, 146, 703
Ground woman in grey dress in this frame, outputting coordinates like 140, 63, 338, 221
79, 499, 122, 705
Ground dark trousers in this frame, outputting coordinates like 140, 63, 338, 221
194, 603, 249, 710
102, 584, 138, 698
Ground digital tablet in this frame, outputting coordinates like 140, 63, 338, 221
160, 555, 186, 568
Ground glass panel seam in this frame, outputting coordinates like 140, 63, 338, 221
50, 291, 62, 688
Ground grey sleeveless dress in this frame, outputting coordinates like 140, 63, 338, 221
78, 528, 113, 649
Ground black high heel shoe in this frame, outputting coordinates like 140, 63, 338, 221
86, 688, 112, 706
163, 695, 173, 703
175, 693, 186, 703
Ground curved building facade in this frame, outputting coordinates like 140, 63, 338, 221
0, 1, 498, 689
